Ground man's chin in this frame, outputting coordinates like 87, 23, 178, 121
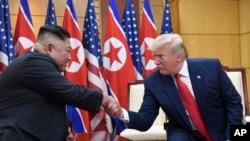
61, 67, 66, 72
159, 70, 170, 75
159, 70, 166, 74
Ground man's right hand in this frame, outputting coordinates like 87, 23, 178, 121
102, 94, 122, 118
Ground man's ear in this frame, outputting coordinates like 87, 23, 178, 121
44, 44, 53, 55
177, 55, 181, 61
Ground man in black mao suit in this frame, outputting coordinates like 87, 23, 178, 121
119, 34, 243, 141
0, 25, 121, 141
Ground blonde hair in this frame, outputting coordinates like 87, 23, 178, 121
149, 34, 188, 58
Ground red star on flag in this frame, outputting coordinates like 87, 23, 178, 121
67, 45, 81, 69
103, 41, 122, 67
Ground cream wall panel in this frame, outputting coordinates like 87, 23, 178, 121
239, 0, 250, 98
53, 17, 63, 27
179, 0, 239, 34
27, 0, 48, 16
169, 0, 179, 33
10, 15, 17, 36
239, 0, 250, 33
240, 34, 250, 68
182, 35, 240, 66
32, 17, 46, 35
150, 0, 163, 5
8, 0, 19, 14
27, 0, 87, 17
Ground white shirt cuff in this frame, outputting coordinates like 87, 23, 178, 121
121, 108, 129, 121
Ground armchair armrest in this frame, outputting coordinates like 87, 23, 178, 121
245, 115, 250, 125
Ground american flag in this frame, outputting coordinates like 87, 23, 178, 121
13, 0, 36, 57
83, 0, 112, 133
45, 0, 57, 25
103, 0, 136, 134
0, 0, 15, 73
161, 0, 172, 34
139, 0, 158, 78
122, 0, 143, 80
62, 0, 88, 133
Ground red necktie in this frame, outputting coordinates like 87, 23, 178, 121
175, 73, 213, 141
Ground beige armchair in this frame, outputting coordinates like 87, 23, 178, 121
120, 80, 167, 141
223, 66, 250, 124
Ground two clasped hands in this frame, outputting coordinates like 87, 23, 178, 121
102, 94, 123, 118
66, 94, 123, 141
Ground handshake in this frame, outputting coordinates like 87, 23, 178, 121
102, 94, 123, 118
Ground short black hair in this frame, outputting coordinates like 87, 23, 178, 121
37, 25, 70, 40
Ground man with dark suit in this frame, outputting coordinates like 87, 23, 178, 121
119, 34, 243, 141
0, 25, 121, 141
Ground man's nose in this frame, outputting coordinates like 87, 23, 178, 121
154, 58, 159, 65
68, 53, 71, 61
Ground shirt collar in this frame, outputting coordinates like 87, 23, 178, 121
179, 60, 189, 77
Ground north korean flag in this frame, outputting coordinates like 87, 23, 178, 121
13, 0, 36, 57
62, 0, 88, 133
139, 0, 158, 78
103, 0, 136, 109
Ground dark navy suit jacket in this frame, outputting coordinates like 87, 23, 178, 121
127, 58, 243, 141
0, 51, 103, 141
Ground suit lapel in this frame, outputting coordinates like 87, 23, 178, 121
162, 76, 192, 128
187, 60, 207, 113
